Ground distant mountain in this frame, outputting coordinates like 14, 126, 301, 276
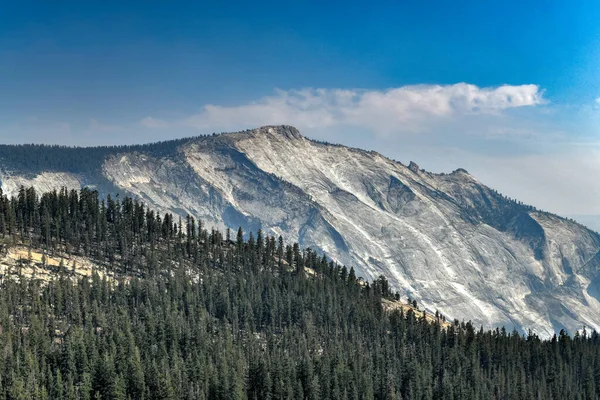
2, 125, 600, 336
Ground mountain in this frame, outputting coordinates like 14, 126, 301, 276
1, 125, 600, 336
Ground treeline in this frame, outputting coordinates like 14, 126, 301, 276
0, 137, 197, 177
0, 187, 599, 399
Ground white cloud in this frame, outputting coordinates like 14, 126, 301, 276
140, 116, 169, 128
143, 83, 544, 135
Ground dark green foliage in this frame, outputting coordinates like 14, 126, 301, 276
0, 187, 599, 399
0, 139, 196, 176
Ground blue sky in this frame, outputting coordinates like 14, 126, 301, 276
2, 1, 600, 216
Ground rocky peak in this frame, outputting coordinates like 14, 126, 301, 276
452, 168, 470, 175
254, 125, 303, 140
408, 161, 420, 173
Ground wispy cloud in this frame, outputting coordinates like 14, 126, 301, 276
142, 83, 545, 135
89, 118, 123, 132
140, 116, 169, 129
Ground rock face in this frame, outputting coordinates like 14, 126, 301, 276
2, 125, 600, 336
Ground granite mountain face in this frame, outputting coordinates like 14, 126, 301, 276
1, 125, 600, 336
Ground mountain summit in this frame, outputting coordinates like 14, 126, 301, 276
1, 125, 599, 336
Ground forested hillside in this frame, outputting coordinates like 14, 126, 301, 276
0, 186, 599, 399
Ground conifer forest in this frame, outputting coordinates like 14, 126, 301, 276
0, 186, 598, 399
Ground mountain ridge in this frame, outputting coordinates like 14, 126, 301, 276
1, 125, 599, 336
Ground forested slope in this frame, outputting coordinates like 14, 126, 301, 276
0, 187, 599, 399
